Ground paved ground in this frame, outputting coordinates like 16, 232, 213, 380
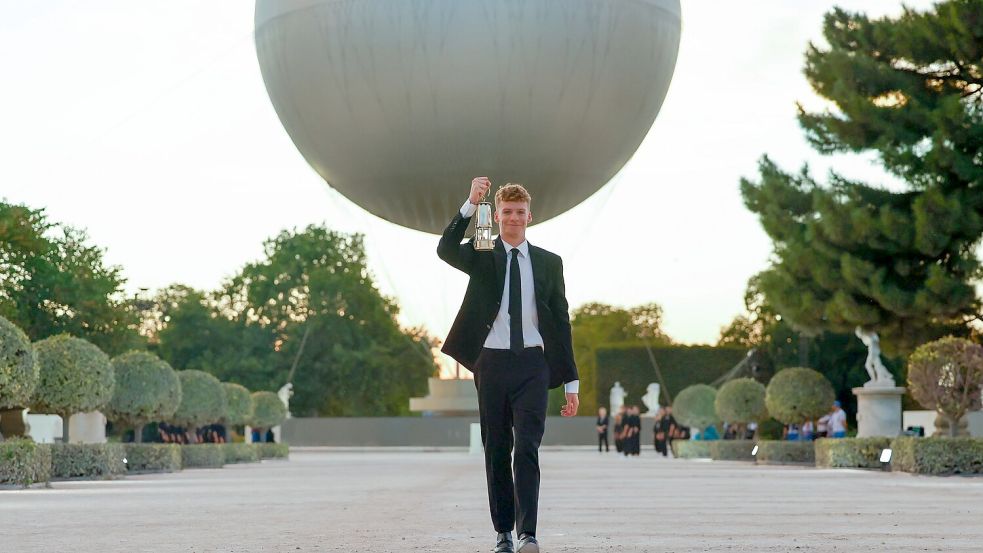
3, 448, 982, 552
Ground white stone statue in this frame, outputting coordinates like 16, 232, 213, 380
609, 382, 627, 416
277, 382, 294, 419
641, 383, 661, 417
854, 327, 896, 388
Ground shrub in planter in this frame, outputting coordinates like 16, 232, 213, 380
907, 337, 983, 437
710, 440, 756, 461
181, 444, 225, 469
814, 437, 891, 469
0, 315, 39, 411
890, 436, 983, 475
123, 443, 182, 473
257, 442, 290, 459
250, 391, 287, 441
673, 384, 718, 434
31, 335, 114, 443
0, 438, 51, 487
50, 443, 126, 479
754, 441, 814, 465
765, 367, 835, 426
104, 351, 181, 443
756, 418, 785, 440
672, 440, 712, 459
171, 370, 227, 437
223, 442, 259, 464
222, 382, 253, 427
715, 377, 768, 440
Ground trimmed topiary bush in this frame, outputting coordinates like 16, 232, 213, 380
256, 442, 289, 459
672, 440, 712, 459
222, 382, 253, 427
710, 440, 756, 461
907, 337, 983, 437
123, 443, 182, 473
815, 437, 891, 469
250, 391, 287, 436
673, 384, 718, 431
765, 367, 835, 425
171, 370, 227, 436
104, 351, 181, 443
890, 436, 983, 475
0, 315, 39, 410
31, 334, 114, 442
49, 443, 126, 479
754, 441, 814, 465
715, 378, 768, 429
223, 442, 260, 464
0, 438, 51, 487
181, 444, 225, 469
756, 418, 785, 440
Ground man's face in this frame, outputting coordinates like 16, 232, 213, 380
494, 200, 532, 233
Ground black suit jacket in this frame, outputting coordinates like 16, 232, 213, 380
437, 211, 578, 390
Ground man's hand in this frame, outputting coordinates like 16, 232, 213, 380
560, 393, 579, 417
469, 176, 491, 205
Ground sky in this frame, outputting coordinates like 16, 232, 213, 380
1, 0, 934, 373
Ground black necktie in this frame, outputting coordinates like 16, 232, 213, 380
509, 248, 523, 354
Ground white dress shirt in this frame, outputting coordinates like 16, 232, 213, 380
461, 200, 579, 394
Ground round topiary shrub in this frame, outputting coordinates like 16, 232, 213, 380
764, 367, 835, 425
673, 384, 718, 431
31, 334, 114, 442
0, 315, 38, 410
250, 391, 287, 434
222, 382, 253, 427
170, 370, 226, 435
103, 351, 182, 442
715, 377, 768, 429
907, 337, 983, 437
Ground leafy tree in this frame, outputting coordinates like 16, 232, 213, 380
0, 315, 38, 410
103, 351, 181, 443
715, 378, 768, 436
170, 370, 226, 437
0, 202, 143, 356
31, 335, 115, 442
907, 337, 983, 436
569, 302, 672, 414
222, 382, 253, 427
741, 2, 983, 355
251, 391, 287, 439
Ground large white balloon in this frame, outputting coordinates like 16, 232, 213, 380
255, 0, 681, 234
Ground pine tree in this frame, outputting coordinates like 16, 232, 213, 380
741, 1, 983, 354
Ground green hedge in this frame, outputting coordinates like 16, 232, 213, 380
710, 440, 755, 461
754, 441, 815, 465
891, 437, 983, 475
672, 440, 712, 459
256, 442, 289, 459
815, 437, 891, 469
0, 438, 51, 487
123, 443, 181, 473
181, 444, 225, 469
223, 442, 260, 464
596, 345, 747, 407
50, 443, 126, 479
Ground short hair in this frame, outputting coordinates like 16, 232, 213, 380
495, 183, 531, 207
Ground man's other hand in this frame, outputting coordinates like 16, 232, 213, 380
560, 393, 579, 417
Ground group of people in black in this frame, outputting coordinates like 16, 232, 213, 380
595, 405, 687, 457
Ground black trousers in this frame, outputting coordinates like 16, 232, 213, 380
598, 432, 609, 452
473, 347, 549, 536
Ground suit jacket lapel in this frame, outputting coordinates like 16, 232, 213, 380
528, 243, 547, 304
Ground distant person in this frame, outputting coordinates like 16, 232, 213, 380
800, 420, 815, 441
785, 424, 800, 441
596, 407, 610, 453
829, 401, 848, 438
653, 407, 671, 457
816, 413, 830, 439
614, 405, 626, 454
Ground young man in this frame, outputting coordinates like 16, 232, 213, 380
596, 406, 610, 453
438, 177, 579, 553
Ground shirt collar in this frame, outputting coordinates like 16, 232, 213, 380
500, 238, 529, 258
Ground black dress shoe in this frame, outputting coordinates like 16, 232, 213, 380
494, 531, 514, 553
517, 533, 539, 553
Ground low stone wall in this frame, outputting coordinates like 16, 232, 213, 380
282, 416, 657, 447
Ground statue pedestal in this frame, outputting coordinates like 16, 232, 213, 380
409, 378, 478, 416
852, 386, 905, 437
68, 411, 107, 444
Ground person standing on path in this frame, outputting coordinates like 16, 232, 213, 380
597, 406, 610, 453
438, 177, 580, 553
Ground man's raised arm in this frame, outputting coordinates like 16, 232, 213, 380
436, 177, 492, 274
